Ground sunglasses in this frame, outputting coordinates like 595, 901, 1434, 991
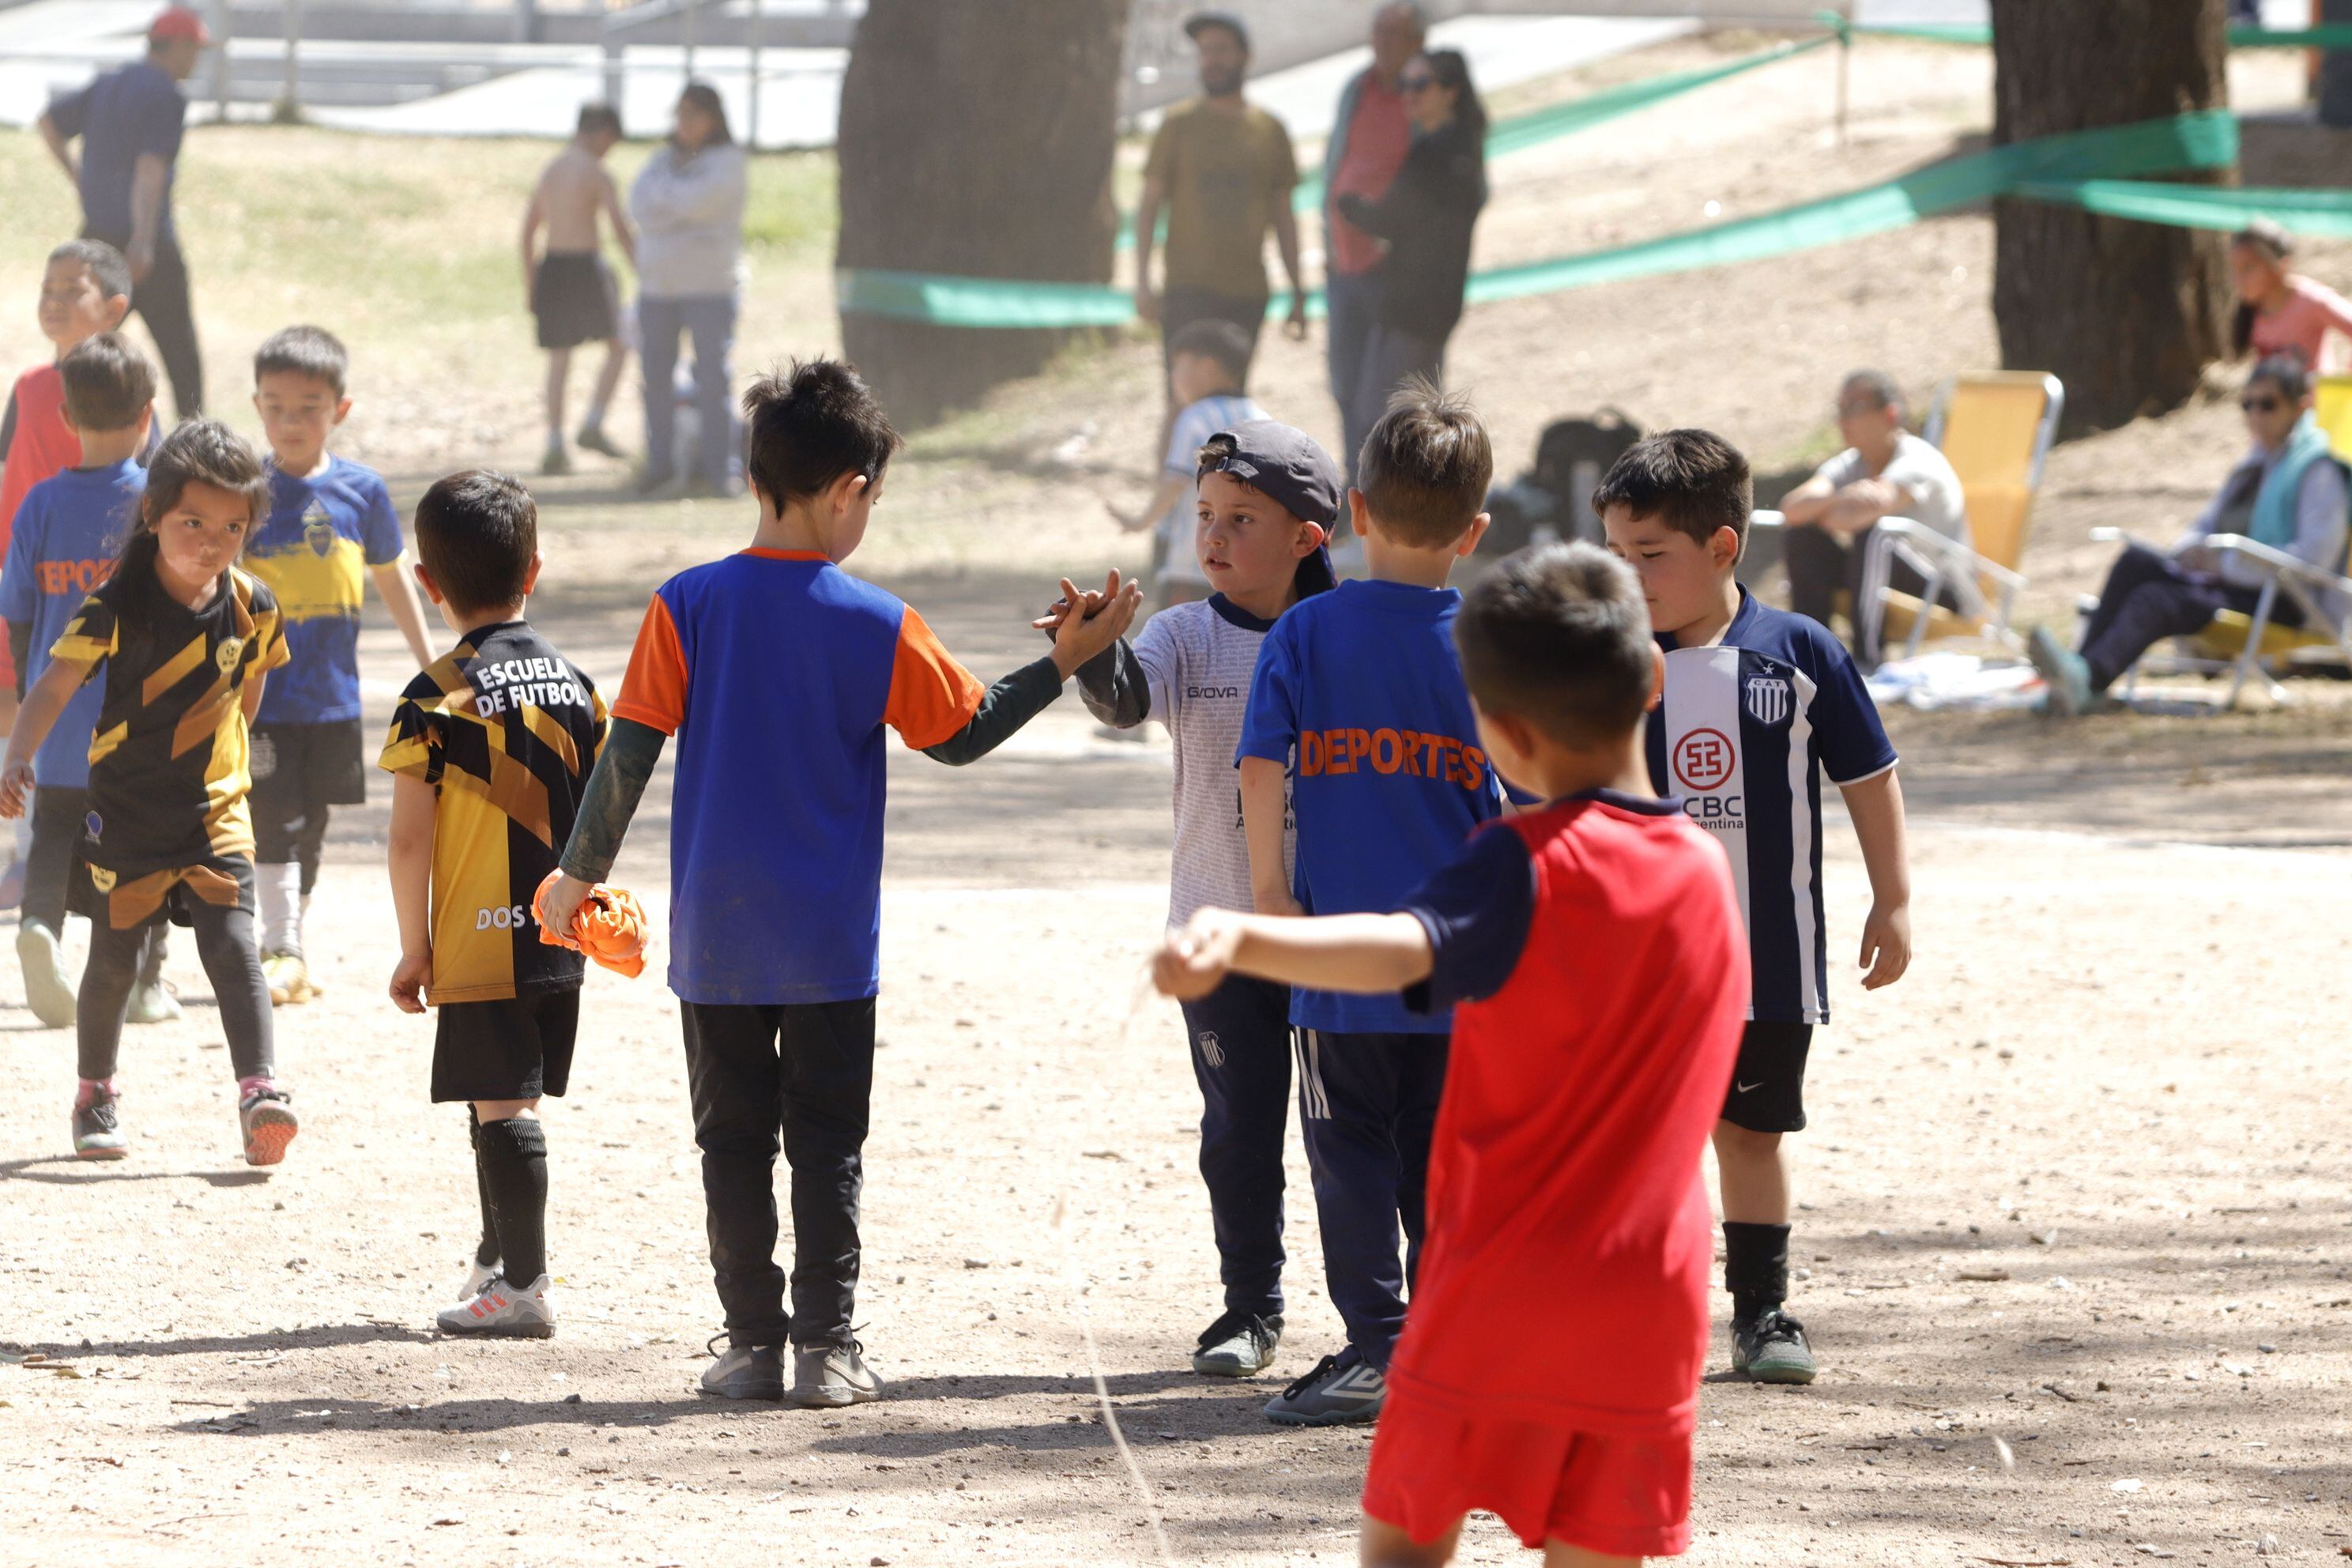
1400, 73, 1438, 92
2241, 394, 2283, 413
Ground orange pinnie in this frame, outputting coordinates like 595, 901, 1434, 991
532, 869, 647, 978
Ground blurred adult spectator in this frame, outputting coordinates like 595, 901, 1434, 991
2029, 353, 2350, 714
1135, 13, 1308, 387
1324, 2, 1424, 478
36, 5, 209, 416
1778, 369, 1968, 661
2230, 220, 2352, 374
630, 82, 747, 497
1330, 48, 1487, 484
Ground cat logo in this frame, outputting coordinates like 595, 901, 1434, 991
89, 865, 117, 894
303, 504, 337, 558
215, 636, 244, 673
1744, 676, 1792, 727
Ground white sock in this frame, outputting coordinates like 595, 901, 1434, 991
258, 861, 300, 956
295, 891, 311, 957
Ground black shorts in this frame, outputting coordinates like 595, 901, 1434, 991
251, 718, 367, 822
1719, 1020, 1814, 1134
533, 252, 618, 350
432, 988, 581, 1103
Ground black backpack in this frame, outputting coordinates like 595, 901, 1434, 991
1483, 409, 1643, 555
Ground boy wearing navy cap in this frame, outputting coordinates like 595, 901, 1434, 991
1234, 380, 1510, 1426
1050, 417, 1339, 1379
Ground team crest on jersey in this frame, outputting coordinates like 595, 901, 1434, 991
303, 504, 337, 558
1745, 676, 1792, 726
215, 636, 244, 673
88, 865, 116, 894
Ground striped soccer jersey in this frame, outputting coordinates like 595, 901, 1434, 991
379, 620, 608, 1003
1645, 590, 1895, 1024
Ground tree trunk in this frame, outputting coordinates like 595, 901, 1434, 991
1990, 0, 2232, 434
835, 0, 1130, 427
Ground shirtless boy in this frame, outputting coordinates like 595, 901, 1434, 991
522, 104, 635, 476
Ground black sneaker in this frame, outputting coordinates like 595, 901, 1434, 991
72, 1086, 127, 1160
1192, 1309, 1283, 1378
699, 1334, 785, 1400
1263, 1348, 1385, 1426
1732, 1307, 1818, 1384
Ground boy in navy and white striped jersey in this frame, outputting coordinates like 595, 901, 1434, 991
1598, 428, 1913, 1389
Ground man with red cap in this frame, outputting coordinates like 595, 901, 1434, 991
36, 6, 210, 418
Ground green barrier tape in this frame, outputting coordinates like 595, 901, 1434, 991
1837, 17, 2352, 48
2013, 179, 2352, 238
841, 110, 2237, 328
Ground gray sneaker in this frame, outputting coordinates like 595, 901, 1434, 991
1192, 1309, 1283, 1378
699, 1338, 785, 1400
1732, 1308, 1818, 1385
1263, 1349, 1385, 1427
17, 920, 75, 1029
789, 1339, 882, 1408
2027, 624, 2095, 716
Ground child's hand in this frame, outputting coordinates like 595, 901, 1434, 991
1858, 900, 1910, 989
1029, 585, 1106, 635
537, 872, 594, 944
1050, 571, 1142, 674
0, 762, 33, 820
1154, 908, 1246, 1000
390, 951, 433, 1014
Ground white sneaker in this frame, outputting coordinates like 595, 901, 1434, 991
17, 920, 76, 1029
437, 1274, 555, 1339
450, 1257, 502, 1306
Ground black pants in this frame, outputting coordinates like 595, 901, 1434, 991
24, 786, 91, 934
1160, 286, 1268, 386
83, 228, 202, 419
680, 998, 875, 1349
1784, 522, 1965, 665
77, 877, 270, 1083
1178, 973, 1292, 1319
1293, 1026, 1448, 1369
2079, 541, 2301, 691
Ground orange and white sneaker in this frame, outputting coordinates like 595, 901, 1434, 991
237, 1084, 299, 1166
437, 1275, 555, 1339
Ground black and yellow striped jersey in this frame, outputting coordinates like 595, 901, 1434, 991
379, 620, 608, 1004
47, 564, 290, 881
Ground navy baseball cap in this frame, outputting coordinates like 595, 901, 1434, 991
1197, 420, 1341, 598
1184, 11, 1251, 52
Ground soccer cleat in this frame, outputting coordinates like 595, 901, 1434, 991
1732, 1308, 1818, 1385
262, 951, 317, 1006
17, 920, 76, 1029
1263, 1348, 1386, 1427
73, 1084, 128, 1160
788, 1339, 883, 1408
126, 977, 182, 1025
238, 1085, 299, 1167
699, 1340, 786, 1401
2027, 624, 2095, 717
438, 1274, 556, 1339
575, 424, 626, 459
452, 1257, 502, 1306
1192, 1309, 1283, 1378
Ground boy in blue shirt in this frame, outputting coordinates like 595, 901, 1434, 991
1235, 380, 1506, 1427
0, 333, 168, 1029
243, 326, 435, 1005
1597, 428, 1913, 1388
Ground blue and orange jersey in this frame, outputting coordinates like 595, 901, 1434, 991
0, 457, 144, 789
612, 548, 984, 1005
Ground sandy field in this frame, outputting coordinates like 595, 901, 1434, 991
4, 25, 2352, 1568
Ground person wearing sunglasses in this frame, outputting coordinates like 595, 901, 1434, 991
2029, 352, 2350, 714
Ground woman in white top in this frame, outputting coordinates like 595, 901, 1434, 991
629, 82, 748, 496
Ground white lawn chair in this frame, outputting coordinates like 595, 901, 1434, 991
2088, 526, 2352, 709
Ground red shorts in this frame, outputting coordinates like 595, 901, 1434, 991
1361, 1389, 1692, 1559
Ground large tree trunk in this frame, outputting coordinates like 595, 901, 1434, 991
1990, 0, 2232, 434
835, 0, 1130, 427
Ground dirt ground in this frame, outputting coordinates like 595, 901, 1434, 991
5, 27, 2352, 1568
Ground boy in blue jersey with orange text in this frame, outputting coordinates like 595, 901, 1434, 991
1235, 380, 1510, 1427
541, 358, 1139, 1410
1597, 428, 1913, 1389
242, 326, 435, 1005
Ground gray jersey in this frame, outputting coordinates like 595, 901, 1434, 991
1131, 597, 1297, 929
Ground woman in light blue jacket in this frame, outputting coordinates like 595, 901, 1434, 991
630, 82, 748, 495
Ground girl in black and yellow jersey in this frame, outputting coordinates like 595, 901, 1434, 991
0, 419, 296, 1167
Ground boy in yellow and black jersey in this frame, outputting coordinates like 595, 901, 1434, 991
383, 469, 605, 1340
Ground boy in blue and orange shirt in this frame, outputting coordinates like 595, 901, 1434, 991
1234, 381, 1510, 1427
542, 357, 1137, 1409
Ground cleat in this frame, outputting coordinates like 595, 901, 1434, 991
437, 1274, 555, 1339
262, 951, 317, 1006
73, 1084, 128, 1160
788, 1339, 882, 1408
1732, 1308, 1818, 1385
1192, 1309, 1283, 1378
452, 1257, 503, 1306
17, 920, 76, 1029
238, 1085, 299, 1167
1263, 1349, 1385, 1427
699, 1338, 785, 1400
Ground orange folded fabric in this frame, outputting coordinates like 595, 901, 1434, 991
532, 870, 649, 979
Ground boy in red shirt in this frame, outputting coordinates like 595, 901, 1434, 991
1156, 541, 1747, 1566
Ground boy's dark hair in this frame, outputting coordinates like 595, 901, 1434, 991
1168, 318, 1253, 389
741, 357, 902, 506
1591, 428, 1753, 556
2248, 351, 2312, 402
577, 102, 622, 138
49, 239, 133, 306
1356, 376, 1494, 548
1839, 368, 1902, 414
122, 418, 268, 582
58, 333, 158, 432
1455, 542, 1654, 748
254, 324, 350, 398
413, 469, 538, 615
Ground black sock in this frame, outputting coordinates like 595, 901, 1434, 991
1724, 1220, 1792, 1323
477, 1118, 549, 1286
466, 1110, 499, 1268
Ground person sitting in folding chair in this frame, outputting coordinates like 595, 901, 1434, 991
2030, 353, 2349, 715
1778, 369, 1969, 664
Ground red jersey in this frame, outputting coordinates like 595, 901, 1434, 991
1326, 76, 1411, 278
0, 364, 80, 689
1389, 790, 1748, 1438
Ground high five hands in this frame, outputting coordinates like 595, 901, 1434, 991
1031, 568, 1143, 667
